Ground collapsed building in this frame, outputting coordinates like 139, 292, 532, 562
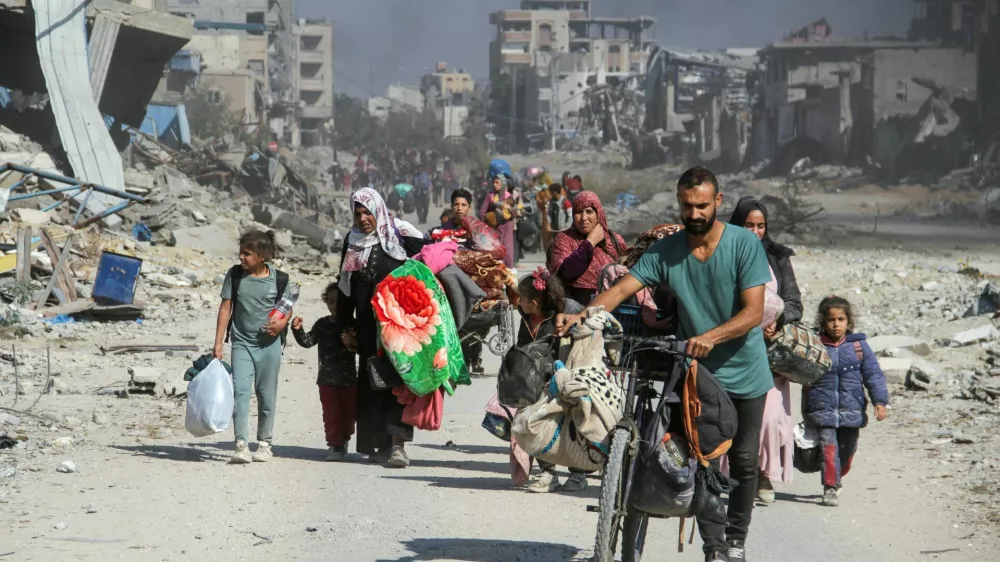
488, 0, 655, 151
0, 0, 192, 225
752, 19, 978, 178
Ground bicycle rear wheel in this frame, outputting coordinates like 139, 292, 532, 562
594, 427, 631, 562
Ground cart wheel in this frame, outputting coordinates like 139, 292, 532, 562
594, 427, 631, 562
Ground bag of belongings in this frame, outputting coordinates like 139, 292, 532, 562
766, 323, 832, 386
629, 359, 737, 524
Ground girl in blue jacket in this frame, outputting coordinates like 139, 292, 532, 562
806, 296, 890, 507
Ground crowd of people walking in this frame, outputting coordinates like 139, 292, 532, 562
209, 158, 891, 562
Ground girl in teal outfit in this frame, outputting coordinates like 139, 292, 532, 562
213, 230, 291, 465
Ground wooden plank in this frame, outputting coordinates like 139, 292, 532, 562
32, 233, 74, 310
15, 228, 31, 283
39, 229, 77, 302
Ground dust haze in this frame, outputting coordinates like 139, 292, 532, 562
299, 0, 913, 98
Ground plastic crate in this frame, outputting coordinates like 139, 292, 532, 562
92, 251, 143, 306
612, 304, 674, 374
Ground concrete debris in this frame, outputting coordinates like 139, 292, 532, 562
951, 325, 1000, 346
868, 335, 933, 357
906, 359, 943, 390
878, 357, 913, 386
56, 460, 77, 473
91, 411, 109, 426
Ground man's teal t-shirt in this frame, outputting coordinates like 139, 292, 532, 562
629, 223, 773, 399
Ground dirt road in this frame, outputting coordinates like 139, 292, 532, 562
4, 199, 1000, 561
2, 252, 997, 562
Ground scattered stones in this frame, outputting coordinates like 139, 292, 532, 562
92, 411, 109, 426
56, 460, 77, 473
872, 273, 888, 285
921, 281, 943, 292
62, 415, 82, 429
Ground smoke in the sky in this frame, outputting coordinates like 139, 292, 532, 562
299, 0, 913, 98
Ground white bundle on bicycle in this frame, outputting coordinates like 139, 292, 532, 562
511, 309, 624, 471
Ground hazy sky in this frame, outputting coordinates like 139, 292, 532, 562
299, 0, 913, 98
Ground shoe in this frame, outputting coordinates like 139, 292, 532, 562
326, 445, 347, 462
526, 470, 559, 493
560, 473, 588, 493
388, 445, 410, 468
252, 441, 274, 462
229, 441, 252, 464
727, 539, 746, 562
757, 475, 775, 504
822, 486, 839, 507
706, 552, 730, 562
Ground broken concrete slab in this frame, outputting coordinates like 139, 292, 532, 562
12, 208, 52, 226
867, 335, 933, 357
878, 357, 913, 386
907, 358, 943, 390
170, 225, 237, 258
951, 325, 1000, 346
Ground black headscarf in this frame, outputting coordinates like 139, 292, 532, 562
728, 196, 795, 259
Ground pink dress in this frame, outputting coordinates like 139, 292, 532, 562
722, 267, 795, 484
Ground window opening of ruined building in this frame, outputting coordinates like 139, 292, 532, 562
248, 60, 264, 75
208, 89, 223, 105
246, 12, 265, 36
896, 80, 908, 102
539, 23, 555, 46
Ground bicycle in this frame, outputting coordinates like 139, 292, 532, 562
590, 332, 691, 562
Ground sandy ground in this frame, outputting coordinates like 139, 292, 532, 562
4, 198, 1000, 561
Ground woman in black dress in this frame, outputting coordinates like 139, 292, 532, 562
337, 187, 426, 467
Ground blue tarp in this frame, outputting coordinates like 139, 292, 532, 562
168, 50, 201, 73
0, 87, 10, 108
138, 103, 191, 148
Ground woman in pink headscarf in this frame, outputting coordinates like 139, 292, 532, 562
547, 191, 628, 305
478, 174, 521, 268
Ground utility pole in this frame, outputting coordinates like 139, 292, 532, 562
551, 53, 559, 152
509, 68, 517, 153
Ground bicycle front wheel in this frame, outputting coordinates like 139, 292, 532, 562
594, 427, 631, 562
621, 511, 649, 562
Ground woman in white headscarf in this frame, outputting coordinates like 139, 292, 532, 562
337, 187, 425, 468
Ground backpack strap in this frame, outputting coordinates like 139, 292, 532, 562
223, 264, 244, 344
853, 341, 864, 362
224, 265, 290, 346
682, 360, 732, 467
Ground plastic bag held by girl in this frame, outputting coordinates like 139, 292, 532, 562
185, 359, 235, 437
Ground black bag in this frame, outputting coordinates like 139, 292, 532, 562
682, 361, 739, 462
628, 395, 698, 517
367, 354, 403, 390
497, 337, 557, 408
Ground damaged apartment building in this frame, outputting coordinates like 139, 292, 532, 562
753, 15, 979, 177
488, 0, 655, 150
161, 0, 335, 148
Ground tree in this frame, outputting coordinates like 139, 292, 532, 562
186, 81, 242, 139
334, 94, 382, 149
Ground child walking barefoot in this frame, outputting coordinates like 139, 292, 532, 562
806, 295, 890, 506
291, 282, 358, 461
213, 230, 293, 464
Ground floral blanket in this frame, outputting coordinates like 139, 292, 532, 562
453, 249, 519, 307
373, 260, 470, 397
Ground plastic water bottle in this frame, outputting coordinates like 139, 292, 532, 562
267, 282, 300, 322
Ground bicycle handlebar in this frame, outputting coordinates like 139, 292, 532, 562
605, 334, 689, 356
